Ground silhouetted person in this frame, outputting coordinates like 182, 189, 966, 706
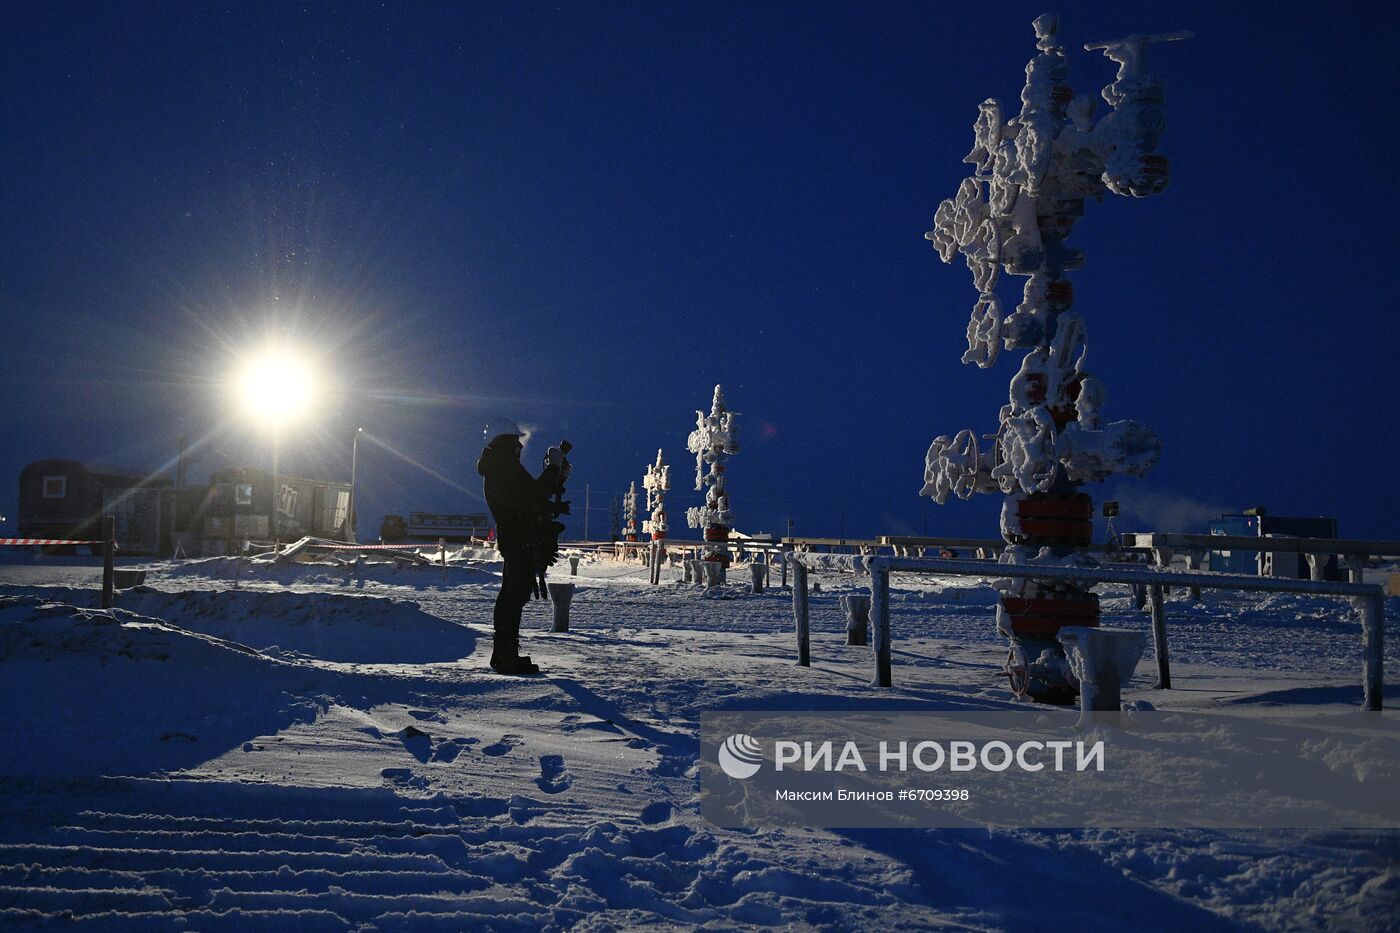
477, 418, 567, 675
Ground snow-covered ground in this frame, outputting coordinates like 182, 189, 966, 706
1, 552, 1397, 930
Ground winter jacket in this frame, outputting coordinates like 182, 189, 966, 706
476, 440, 560, 549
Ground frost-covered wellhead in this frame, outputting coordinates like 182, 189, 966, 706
686, 385, 739, 565
642, 449, 671, 541
922, 14, 1189, 703
623, 481, 639, 542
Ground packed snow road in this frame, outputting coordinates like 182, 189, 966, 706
0, 554, 1396, 930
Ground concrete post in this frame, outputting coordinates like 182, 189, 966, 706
702, 561, 722, 587
548, 582, 574, 633
841, 593, 870, 646
569, 556, 580, 576
1360, 591, 1384, 711
1148, 583, 1171, 689
780, 551, 789, 588
749, 563, 766, 594
1133, 584, 1147, 612
1058, 627, 1146, 722
870, 560, 892, 688
792, 561, 810, 666
100, 515, 116, 610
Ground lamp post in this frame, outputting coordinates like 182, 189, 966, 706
349, 426, 363, 543
271, 429, 280, 549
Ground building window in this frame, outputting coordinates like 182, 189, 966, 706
278, 484, 298, 517
234, 483, 253, 506
42, 476, 66, 499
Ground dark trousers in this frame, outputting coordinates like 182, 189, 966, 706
493, 544, 534, 662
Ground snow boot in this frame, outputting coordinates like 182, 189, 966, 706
490, 654, 540, 676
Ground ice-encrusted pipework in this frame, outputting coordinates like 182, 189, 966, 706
642, 449, 671, 541
922, 14, 1188, 702
687, 385, 739, 564
622, 481, 639, 542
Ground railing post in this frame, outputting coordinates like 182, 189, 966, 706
870, 558, 892, 688
1361, 591, 1384, 711
1305, 553, 1327, 582
1185, 549, 1204, 603
781, 550, 789, 588
793, 560, 810, 667
101, 515, 116, 610
1148, 583, 1170, 689
1345, 554, 1366, 585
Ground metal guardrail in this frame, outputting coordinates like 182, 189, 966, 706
1124, 532, 1400, 584
788, 553, 1386, 711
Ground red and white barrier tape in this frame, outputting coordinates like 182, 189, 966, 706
304, 542, 447, 551
0, 537, 105, 546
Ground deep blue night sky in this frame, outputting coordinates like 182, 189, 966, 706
3, 1, 1397, 541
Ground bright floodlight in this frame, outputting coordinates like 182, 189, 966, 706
235, 348, 319, 427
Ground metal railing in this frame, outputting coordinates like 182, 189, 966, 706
1123, 532, 1400, 583
788, 553, 1387, 711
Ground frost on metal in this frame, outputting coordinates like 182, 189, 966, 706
622, 481, 639, 541
922, 14, 1189, 511
921, 14, 1188, 703
642, 449, 671, 539
686, 385, 739, 561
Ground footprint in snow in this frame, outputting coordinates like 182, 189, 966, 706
560, 714, 623, 735
639, 800, 673, 824
536, 754, 573, 794
397, 726, 433, 763
482, 734, 523, 757
431, 738, 471, 763
381, 767, 429, 791
408, 709, 446, 724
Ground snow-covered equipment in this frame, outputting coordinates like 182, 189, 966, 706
642, 449, 671, 541
922, 14, 1188, 703
622, 481, 639, 542
686, 385, 739, 565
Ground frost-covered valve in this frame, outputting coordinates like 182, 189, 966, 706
921, 429, 995, 505
992, 409, 1058, 494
